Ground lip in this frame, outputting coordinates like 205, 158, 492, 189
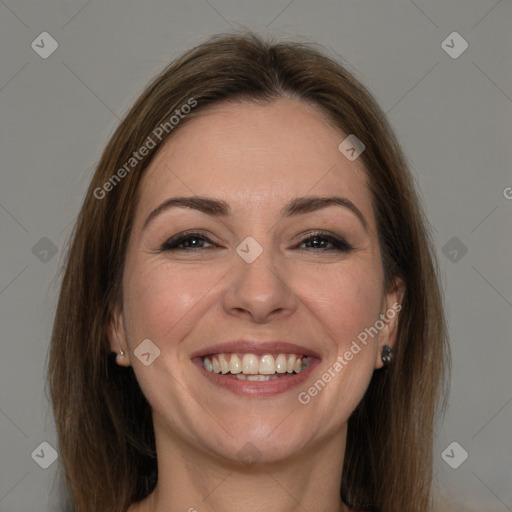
190, 340, 321, 359
190, 340, 321, 398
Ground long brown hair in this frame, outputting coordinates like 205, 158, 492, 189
46, 32, 450, 512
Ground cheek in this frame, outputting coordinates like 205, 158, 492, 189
122, 261, 224, 345
298, 268, 383, 416
297, 260, 384, 352
120, 262, 225, 417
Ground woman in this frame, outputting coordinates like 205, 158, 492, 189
47, 33, 450, 512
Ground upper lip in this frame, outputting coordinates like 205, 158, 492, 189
190, 340, 321, 359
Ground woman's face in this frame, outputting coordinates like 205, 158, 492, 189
110, 98, 402, 465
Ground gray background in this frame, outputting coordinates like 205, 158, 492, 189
0, 0, 511, 511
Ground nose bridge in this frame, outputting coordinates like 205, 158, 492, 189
224, 239, 297, 322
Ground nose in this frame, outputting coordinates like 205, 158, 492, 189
222, 247, 298, 324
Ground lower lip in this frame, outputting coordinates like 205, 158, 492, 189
193, 358, 320, 397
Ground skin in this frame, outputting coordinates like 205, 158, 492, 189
108, 98, 405, 512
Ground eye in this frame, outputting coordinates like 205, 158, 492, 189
160, 231, 215, 251
159, 231, 352, 253
297, 232, 353, 252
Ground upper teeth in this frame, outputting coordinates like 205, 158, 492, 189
203, 353, 310, 375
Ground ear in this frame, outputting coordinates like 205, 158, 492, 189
107, 305, 131, 367
374, 276, 405, 369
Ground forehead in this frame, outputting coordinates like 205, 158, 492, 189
136, 98, 373, 225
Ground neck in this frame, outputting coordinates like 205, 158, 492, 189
131, 419, 349, 512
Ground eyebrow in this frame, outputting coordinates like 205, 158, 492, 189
142, 195, 368, 231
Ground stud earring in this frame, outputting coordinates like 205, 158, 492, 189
119, 349, 125, 357
381, 345, 393, 366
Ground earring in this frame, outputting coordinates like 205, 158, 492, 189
119, 349, 125, 357
381, 345, 393, 366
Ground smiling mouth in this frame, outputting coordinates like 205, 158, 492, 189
202, 353, 311, 381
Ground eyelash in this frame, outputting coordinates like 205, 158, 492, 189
159, 231, 353, 253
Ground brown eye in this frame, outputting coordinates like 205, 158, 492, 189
161, 232, 215, 251
298, 232, 353, 252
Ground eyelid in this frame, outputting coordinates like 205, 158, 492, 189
296, 230, 343, 240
